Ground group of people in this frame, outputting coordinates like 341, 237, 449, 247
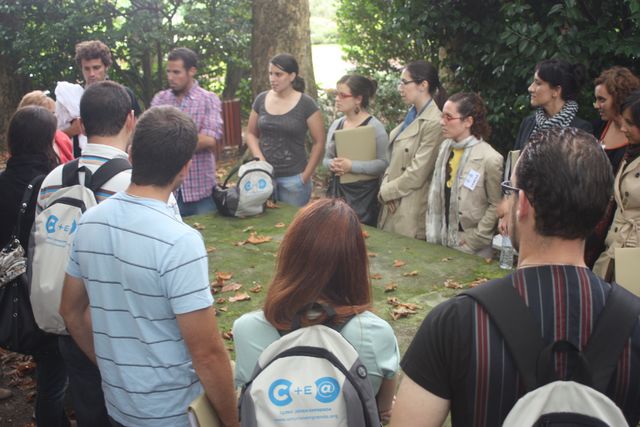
1, 36, 640, 427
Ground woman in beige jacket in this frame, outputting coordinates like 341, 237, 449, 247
426, 93, 503, 257
594, 90, 640, 280
378, 61, 446, 239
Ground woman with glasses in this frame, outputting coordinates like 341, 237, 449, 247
378, 60, 446, 239
594, 90, 640, 280
246, 53, 325, 207
426, 93, 503, 257
323, 74, 389, 225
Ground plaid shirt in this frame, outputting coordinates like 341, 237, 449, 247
151, 81, 223, 202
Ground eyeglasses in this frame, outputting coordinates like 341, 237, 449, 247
442, 114, 463, 123
501, 180, 521, 197
398, 79, 420, 87
336, 92, 353, 100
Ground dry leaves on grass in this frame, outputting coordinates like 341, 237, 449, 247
242, 226, 255, 233
386, 297, 421, 320
444, 279, 463, 289
441, 257, 453, 262
221, 283, 243, 293
206, 246, 216, 253
274, 222, 286, 228
216, 297, 227, 304
249, 284, 263, 293
192, 222, 206, 231
217, 306, 228, 312
468, 278, 489, 288
229, 292, 251, 302
402, 270, 419, 277
362, 230, 369, 239
384, 283, 398, 293
266, 200, 280, 209
392, 260, 406, 268
246, 232, 272, 244
370, 273, 383, 280
221, 330, 233, 340
367, 252, 378, 258
213, 271, 233, 287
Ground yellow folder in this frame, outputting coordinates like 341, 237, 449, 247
334, 126, 377, 184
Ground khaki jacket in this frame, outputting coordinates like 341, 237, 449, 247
594, 155, 640, 279
454, 142, 504, 253
378, 102, 443, 239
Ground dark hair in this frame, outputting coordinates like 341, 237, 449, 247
168, 47, 198, 70
535, 59, 586, 101
80, 81, 132, 138
447, 92, 491, 140
405, 60, 448, 110
264, 198, 371, 330
622, 90, 640, 127
516, 127, 613, 239
270, 53, 305, 92
7, 106, 57, 166
75, 40, 112, 67
337, 74, 378, 109
594, 67, 640, 116
130, 106, 197, 187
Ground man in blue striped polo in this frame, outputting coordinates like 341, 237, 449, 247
60, 106, 238, 427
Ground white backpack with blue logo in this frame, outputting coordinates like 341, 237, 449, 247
239, 305, 381, 427
212, 159, 273, 218
29, 158, 130, 335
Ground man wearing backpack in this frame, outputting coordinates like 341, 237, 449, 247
391, 127, 640, 427
34, 81, 150, 427
59, 106, 238, 427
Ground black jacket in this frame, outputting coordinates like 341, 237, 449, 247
513, 114, 594, 151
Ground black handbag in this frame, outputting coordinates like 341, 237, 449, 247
0, 175, 46, 354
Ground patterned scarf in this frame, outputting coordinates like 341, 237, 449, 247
426, 135, 481, 247
532, 100, 579, 136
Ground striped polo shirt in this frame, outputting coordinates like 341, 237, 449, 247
66, 192, 213, 426
401, 265, 640, 427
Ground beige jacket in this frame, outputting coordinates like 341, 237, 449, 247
453, 142, 504, 253
378, 102, 444, 239
594, 155, 640, 279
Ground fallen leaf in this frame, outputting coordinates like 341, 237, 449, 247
468, 278, 489, 288
392, 260, 406, 267
218, 306, 228, 312
484, 258, 493, 264
247, 232, 272, 244
367, 252, 378, 257
402, 270, 419, 277
221, 330, 233, 340
391, 305, 418, 320
234, 240, 246, 246
384, 283, 398, 293
441, 257, 453, 262
249, 284, 263, 293
216, 272, 233, 282
242, 226, 255, 233
266, 200, 279, 209
274, 222, 286, 228
221, 283, 243, 293
192, 222, 206, 230
444, 279, 463, 289
206, 246, 216, 253
216, 297, 227, 304
362, 230, 369, 238
211, 287, 218, 294
229, 292, 251, 302
370, 273, 383, 280
387, 297, 400, 306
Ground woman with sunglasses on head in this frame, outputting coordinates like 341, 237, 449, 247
323, 74, 389, 225
593, 90, 640, 281
246, 53, 325, 207
378, 60, 446, 239
233, 198, 400, 423
426, 93, 503, 257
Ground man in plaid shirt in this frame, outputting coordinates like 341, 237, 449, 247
151, 47, 223, 216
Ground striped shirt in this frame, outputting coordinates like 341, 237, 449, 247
151, 81, 223, 202
401, 266, 640, 427
66, 192, 213, 427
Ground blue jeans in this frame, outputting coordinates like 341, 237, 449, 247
58, 335, 111, 427
176, 191, 217, 217
274, 173, 312, 207
33, 334, 70, 427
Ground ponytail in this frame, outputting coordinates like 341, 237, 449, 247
406, 60, 447, 110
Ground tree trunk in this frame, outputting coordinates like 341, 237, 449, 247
0, 54, 29, 150
222, 59, 248, 100
251, 0, 317, 99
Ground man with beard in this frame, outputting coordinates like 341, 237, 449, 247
390, 127, 640, 427
151, 47, 222, 216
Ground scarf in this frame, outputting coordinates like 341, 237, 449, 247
426, 135, 481, 247
532, 100, 579, 137
396, 99, 432, 139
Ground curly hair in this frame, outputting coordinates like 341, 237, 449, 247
448, 92, 491, 140
594, 67, 640, 116
75, 40, 112, 67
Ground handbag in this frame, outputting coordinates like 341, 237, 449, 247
0, 175, 46, 354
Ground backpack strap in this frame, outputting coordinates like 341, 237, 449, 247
583, 283, 640, 393
12, 174, 46, 242
61, 159, 81, 186
88, 157, 131, 194
461, 275, 545, 392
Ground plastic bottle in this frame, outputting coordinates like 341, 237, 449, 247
499, 236, 514, 270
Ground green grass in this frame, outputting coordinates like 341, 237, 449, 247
190, 203, 504, 355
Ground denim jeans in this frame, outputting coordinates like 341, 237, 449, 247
58, 335, 111, 427
33, 334, 70, 427
274, 173, 312, 207
176, 191, 217, 217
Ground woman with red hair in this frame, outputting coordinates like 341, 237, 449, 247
233, 198, 399, 422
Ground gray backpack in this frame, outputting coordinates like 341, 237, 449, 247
239, 304, 381, 427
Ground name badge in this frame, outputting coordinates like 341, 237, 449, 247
463, 169, 481, 191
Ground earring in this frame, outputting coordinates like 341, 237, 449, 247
354, 105, 360, 114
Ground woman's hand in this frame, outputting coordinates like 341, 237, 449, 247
330, 157, 352, 176
386, 200, 397, 214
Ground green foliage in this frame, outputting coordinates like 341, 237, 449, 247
337, 0, 640, 153
0, 0, 251, 107
310, 0, 339, 44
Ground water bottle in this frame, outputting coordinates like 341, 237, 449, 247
499, 236, 514, 270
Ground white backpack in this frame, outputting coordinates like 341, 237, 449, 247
29, 158, 130, 335
239, 305, 380, 427
462, 278, 640, 427
212, 159, 273, 218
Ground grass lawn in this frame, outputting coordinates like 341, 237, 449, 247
190, 203, 505, 356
